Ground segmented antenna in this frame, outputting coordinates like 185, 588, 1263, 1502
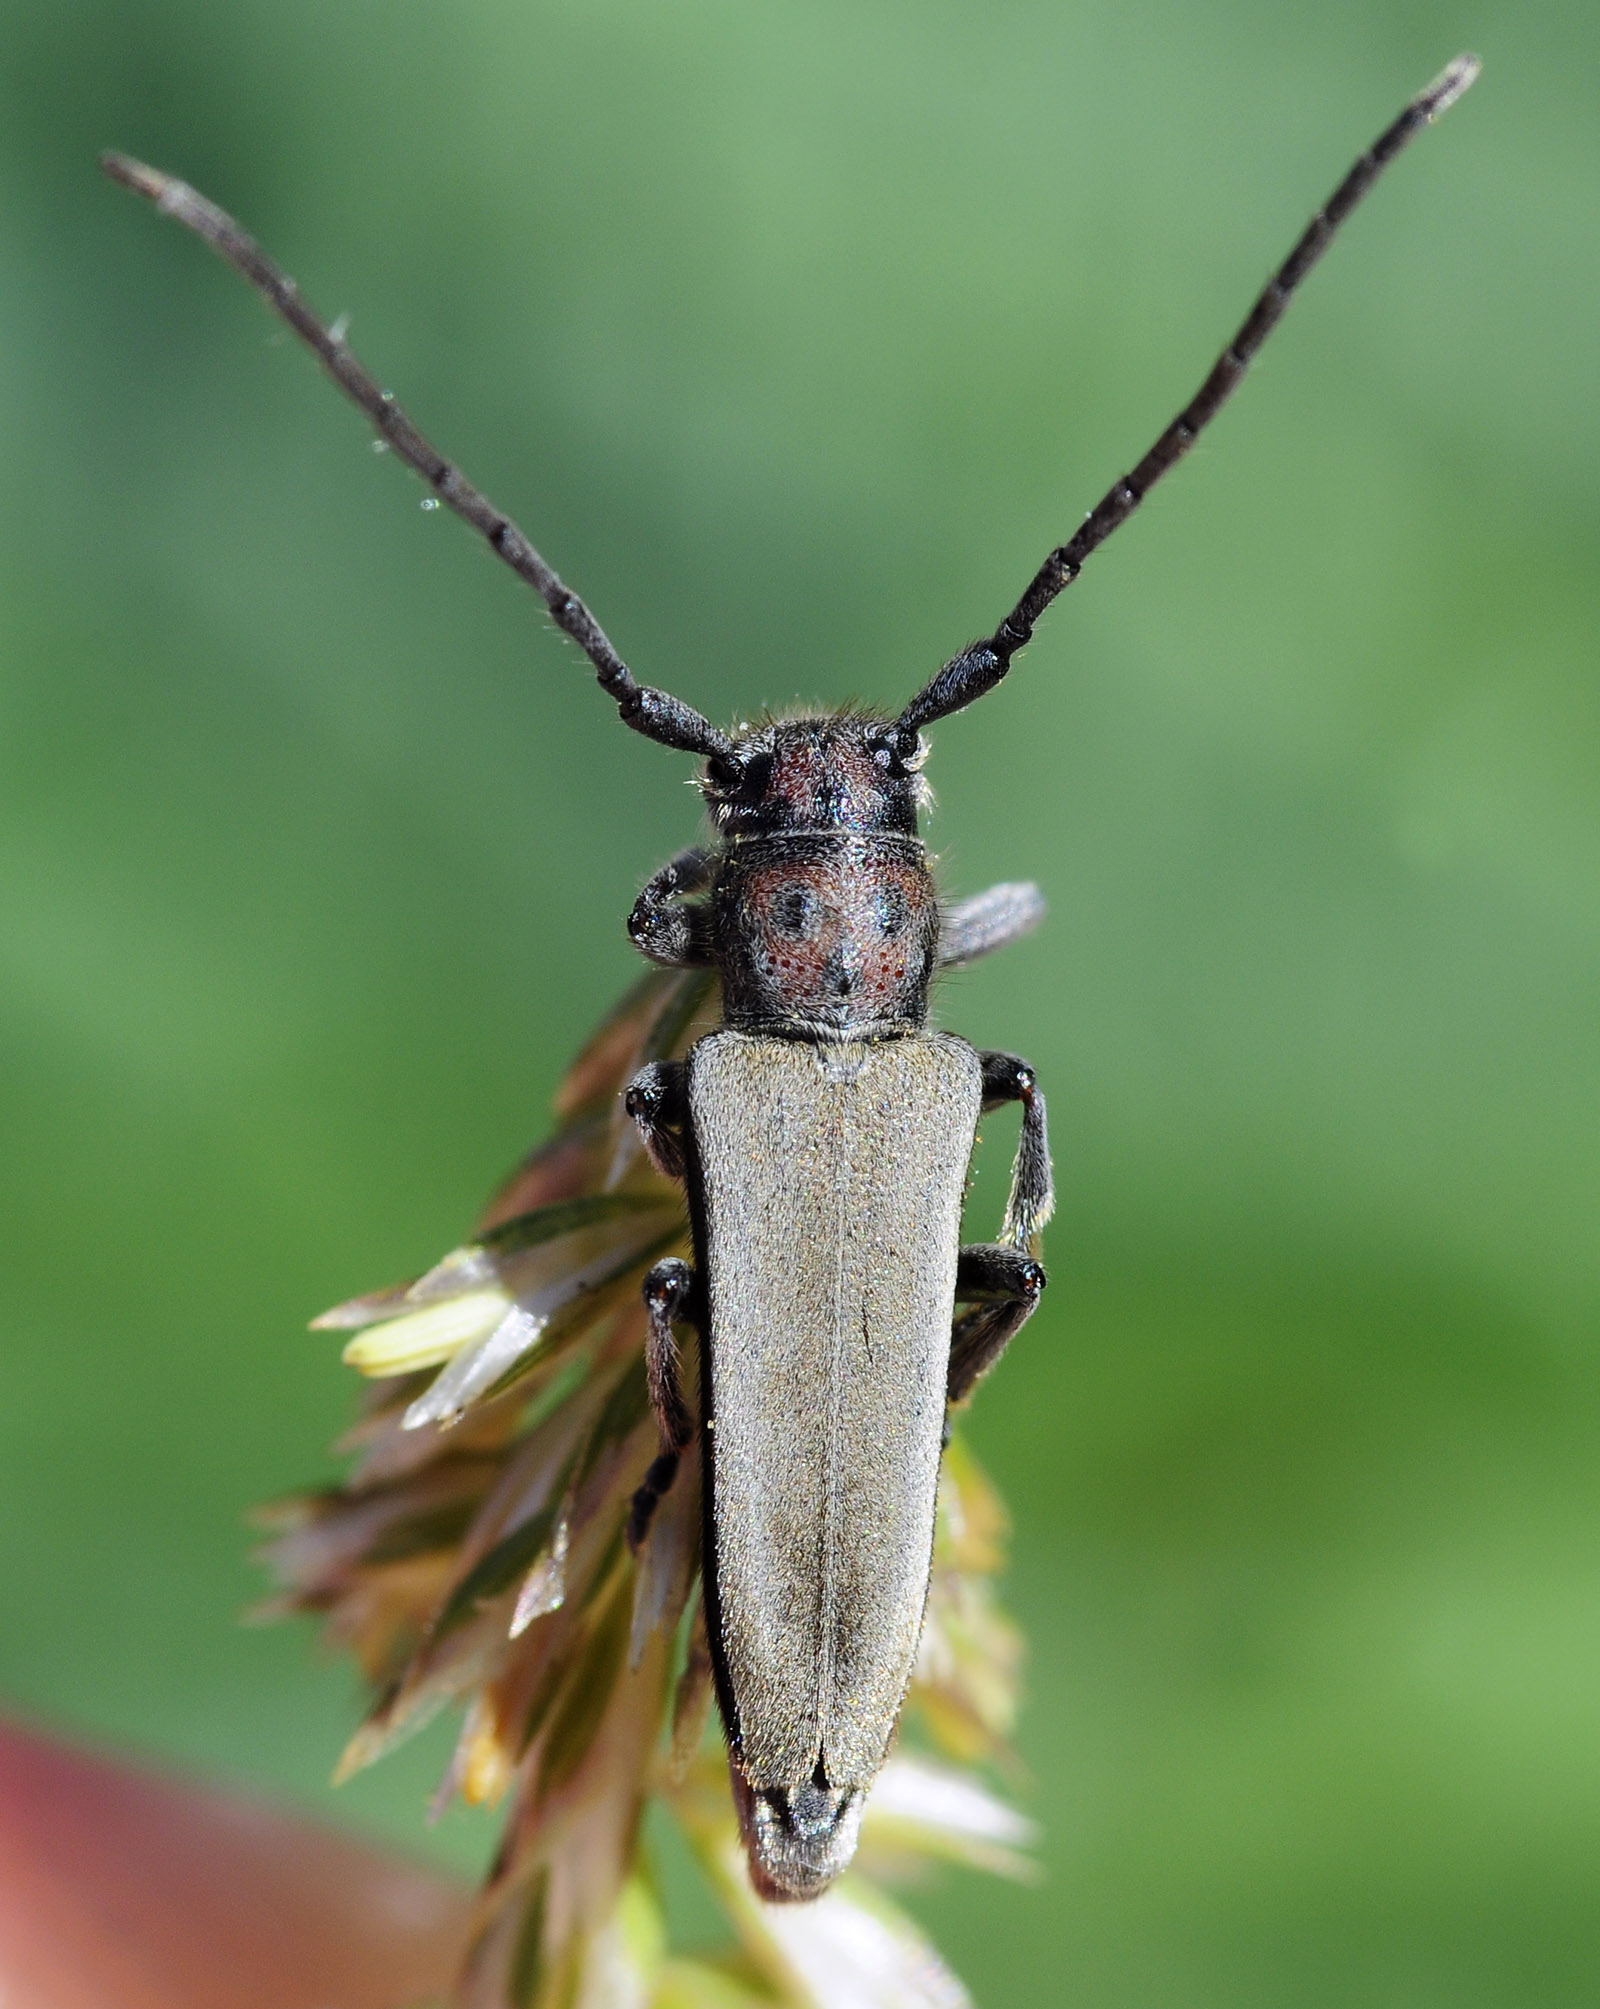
894, 53, 1481, 741
99, 152, 733, 763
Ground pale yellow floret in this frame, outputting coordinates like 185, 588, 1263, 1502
340, 1289, 512, 1376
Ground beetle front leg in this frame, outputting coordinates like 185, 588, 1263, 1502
624, 1059, 688, 1181
628, 1256, 701, 1552
978, 1049, 1054, 1248
947, 1243, 1046, 1406
628, 846, 716, 967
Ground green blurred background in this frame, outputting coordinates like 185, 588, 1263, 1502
2, 0, 1596, 2001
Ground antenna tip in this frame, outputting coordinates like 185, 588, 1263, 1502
100, 151, 169, 202
1420, 53, 1482, 121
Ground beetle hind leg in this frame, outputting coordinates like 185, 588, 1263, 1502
947, 1242, 1046, 1407
628, 1256, 701, 1551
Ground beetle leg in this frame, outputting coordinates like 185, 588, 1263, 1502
642, 1258, 698, 1452
946, 1243, 1047, 1406
624, 1059, 688, 1181
938, 882, 1045, 968
628, 1257, 701, 1551
978, 1050, 1054, 1247
628, 846, 716, 967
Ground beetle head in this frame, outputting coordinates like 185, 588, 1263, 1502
699, 714, 929, 841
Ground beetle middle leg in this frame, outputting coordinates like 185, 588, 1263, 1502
628, 1256, 702, 1551
941, 1050, 1054, 1410
947, 1243, 1046, 1406
979, 1049, 1054, 1248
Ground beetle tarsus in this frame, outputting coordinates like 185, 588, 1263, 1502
947, 1242, 1047, 1407
628, 847, 716, 967
625, 1059, 689, 1180
628, 1449, 682, 1553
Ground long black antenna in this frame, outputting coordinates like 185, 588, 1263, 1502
100, 153, 733, 763
892, 53, 1480, 743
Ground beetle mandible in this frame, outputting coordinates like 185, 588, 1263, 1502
104, 51, 1478, 1902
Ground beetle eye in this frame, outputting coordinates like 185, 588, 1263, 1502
865, 724, 920, 776
772, 884, 817, 937
706, 751, 746, 792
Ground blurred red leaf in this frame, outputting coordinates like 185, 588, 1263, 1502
0, 1719, 470, 2009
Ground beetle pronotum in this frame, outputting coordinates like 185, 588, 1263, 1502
105, 51, 1478, 1902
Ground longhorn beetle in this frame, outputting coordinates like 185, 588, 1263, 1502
105, 52, 1478, 1903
